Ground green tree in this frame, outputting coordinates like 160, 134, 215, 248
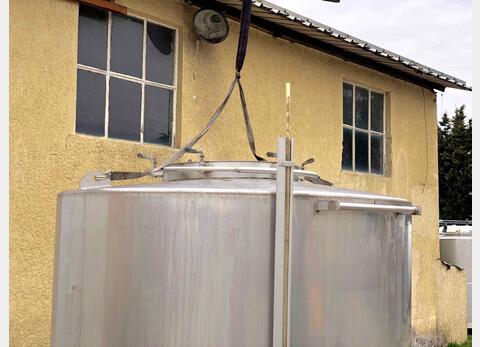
437, 105, 472, 220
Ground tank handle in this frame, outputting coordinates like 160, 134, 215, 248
315, 200, 422, 215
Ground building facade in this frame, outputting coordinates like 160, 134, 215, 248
10, 0, 469, 345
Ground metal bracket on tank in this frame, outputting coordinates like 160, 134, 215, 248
137, 153, 158, 169
314, 200, 422, 215
314, 200, 337, 212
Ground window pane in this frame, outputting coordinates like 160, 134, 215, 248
78, 4, 108, 69
111, 14, 143, 78
76, 69, 105, 136
355, 86, 368, 129
144, 86, 172, 145
371, 134, 384, 174
342, 127, 353, 170
108, 77, 141, 141
146, 23, 175, 85
355, 130, 369, 172
343, 83, 353, 125
371, 91, 384, 133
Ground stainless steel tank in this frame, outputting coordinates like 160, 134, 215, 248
52, 161, 415, 347
439, 221, 472, 329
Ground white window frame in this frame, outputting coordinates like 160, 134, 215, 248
342, 81, 386, 175
76, 9, 178, 146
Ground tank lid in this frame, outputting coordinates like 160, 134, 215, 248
157, 161, 332, 185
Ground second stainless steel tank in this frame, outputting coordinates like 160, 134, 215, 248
439, 220, 472, 330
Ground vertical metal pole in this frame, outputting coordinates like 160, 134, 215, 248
285, 83, 291, 138
273, 137, 294, 347
406, 218, 412, 325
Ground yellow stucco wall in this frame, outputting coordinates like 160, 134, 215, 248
436, 262, 468, 344
10, 0, 463, 345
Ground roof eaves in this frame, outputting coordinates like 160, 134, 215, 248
253, 0, 471, 91
187, 0, 471, 91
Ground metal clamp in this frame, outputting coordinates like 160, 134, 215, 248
80, 171, 112, 189
137, 153, 158, 169
95, 171, 111, 181
185, 147, 206, 164
278, 160, 295, 167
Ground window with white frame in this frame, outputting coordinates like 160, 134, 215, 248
76, 4, 177, 146
342, 82, 385, 175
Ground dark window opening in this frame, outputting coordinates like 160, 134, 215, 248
75, 4, 176, 146
342, 82, 385, 175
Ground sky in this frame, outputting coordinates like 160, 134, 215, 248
269, 0, 472, 120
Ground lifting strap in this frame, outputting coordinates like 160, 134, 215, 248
106, 0, 263, 180
235, 0, 252, 74
150, 77, 240, 174
236, 0, 263, 161
149, 0, 264, 175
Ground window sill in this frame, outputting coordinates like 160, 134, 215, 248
73, 132, 177, 150
340, 169, 389, 178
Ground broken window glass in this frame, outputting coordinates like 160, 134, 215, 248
146, 23, 175, 85
75, 4, 176, 147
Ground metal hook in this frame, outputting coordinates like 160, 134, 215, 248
301, 158, 315, 170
